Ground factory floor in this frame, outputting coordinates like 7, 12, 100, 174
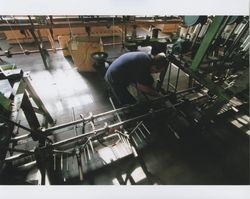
0, 37, 249, 185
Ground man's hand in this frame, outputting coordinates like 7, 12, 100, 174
137, 83, 162, 97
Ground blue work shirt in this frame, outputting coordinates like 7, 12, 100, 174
105, 52, 154, 87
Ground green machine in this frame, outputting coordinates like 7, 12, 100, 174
168, 16, 249, 125
0, 63, 55, 171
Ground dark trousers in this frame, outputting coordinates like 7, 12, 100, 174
105, 80, 136, 106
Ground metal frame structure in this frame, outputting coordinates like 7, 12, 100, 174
0, 15, 181, 68
0, 15, 248, 185
2, 86, 207, 184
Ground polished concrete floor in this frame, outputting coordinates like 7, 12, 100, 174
0, 35, 249, 185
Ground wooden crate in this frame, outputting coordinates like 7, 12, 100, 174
67, 36, 104, 72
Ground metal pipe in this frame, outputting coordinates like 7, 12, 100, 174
76, 153, 84, 181
134, 131, 143, 143
0, 18, 182, 31
89, 139, 95, 154
168, 83, 176, 90
138, 127, 146, 139
103, 42, 122, 46
52, 106, 171, 148
53, 154, 56, 170
191, 24, 203, 49
141, 123, 151, 135
44, 103, 139, 133
0, 115, 51, 143
129, 121, 144, 136
72, 107, 78, 136
52, 149, 73, 155
109, 97, 122, 122
11, 134, 30, 142
28, 16, 48, 69
11, 88, 197, 142
86, 144, 91, 160
44, 93, 177, 133
83, 148, 88, 164
66, 155, 69, 171
0, 48, 63, 57
7, 148, 34, 155
4, 153, 32, 162
60, 154, 63, 170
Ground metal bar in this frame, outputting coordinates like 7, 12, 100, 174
60, 154, 63, 170
156, 61, 169, 91
103, 42, 122, 46
72, 107, 78, 136
44, 93, 176, 133
11, 89, 196, 142
190, 16, 226, 71
44, 103, 139, 133
76, 153, 84, 181
174, 67, 181, 93
0, 114, 34, 134
83, 148, 88, 164
168, 83, 176, 90
109, 97, 122, 122
0, 114, 51, 143
141, 123, 151, 135
5, 153, 32, 162
24, 77, 54, 125
138, 127, 146, 139
168, 125, 180, 139
89, 139, 95, 154
225, 22, 249, 58
66, 155, 69, 171
0, 16, 180, 23
129, 121, 144, 136
21, 91, 41, 130
0, 18, 182, 31
0, 48, 63, 57
53, 154, 56, 170
7, 148, 34, 155
52, 150, 73, 155
223, 23, 238, 46
188, 76, 193, 88
134, 131, 143, 143
166, 63, 172, 92
52, 105, 176, 148
28, 16, 48, 69
169, 54, 230, 101
120, 135, 130, 155
86, 144, 91, 160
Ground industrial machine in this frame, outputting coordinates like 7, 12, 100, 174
0, 15, 249, 185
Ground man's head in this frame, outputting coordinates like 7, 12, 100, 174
150, 53, 168, 73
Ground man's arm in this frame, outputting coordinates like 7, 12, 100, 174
137, 83, 162, 97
